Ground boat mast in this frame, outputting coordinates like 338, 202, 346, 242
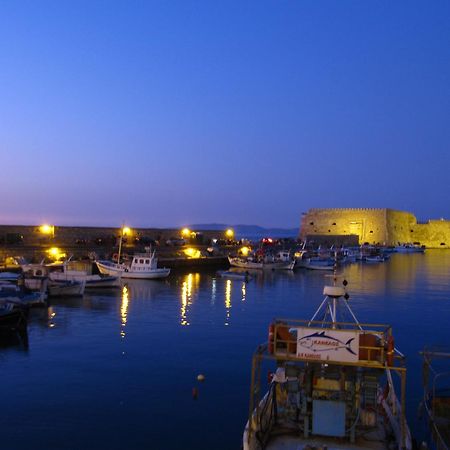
117, 226, 124, 264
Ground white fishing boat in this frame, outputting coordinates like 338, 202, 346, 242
243, 273, 412, 450
96, 249, 170, 280
228, 256, 295, 271
48, 279, 86, 297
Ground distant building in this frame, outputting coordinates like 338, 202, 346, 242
300, 208, 450, 248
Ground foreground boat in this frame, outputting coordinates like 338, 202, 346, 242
228, 256, 295, 271
96, 250, 170, 279
243, 274, 412, 450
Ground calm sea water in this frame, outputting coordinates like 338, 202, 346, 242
1, 251, 449, 449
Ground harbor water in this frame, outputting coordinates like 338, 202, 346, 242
1, 250, 449, 449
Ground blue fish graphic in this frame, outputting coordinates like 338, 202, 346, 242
298, 331, 356, 355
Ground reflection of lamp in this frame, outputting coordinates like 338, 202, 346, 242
121, 285, 129, 338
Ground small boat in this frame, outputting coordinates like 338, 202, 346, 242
243, 273, 412, 450
0, 272, 21, 282
395, 243, 425, 253
228, 256, 295, 271
47, 261, 121, 288
0, 281, 47, 307
48, 280, 86, 297
0, 283, 30, 330
21, 263, 49, 291
84, 275, 121, 289
216, 270, 252, 281
0, 301, 27, 330
96, 249, 170, 280
297, 257, 335, 270
420, 348, 450, 449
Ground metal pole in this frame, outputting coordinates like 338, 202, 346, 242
117, 230, 123, 264
401, 370, 406, 449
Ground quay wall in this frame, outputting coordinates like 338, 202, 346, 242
300, 208, 450, 248
0, 224, 233, 263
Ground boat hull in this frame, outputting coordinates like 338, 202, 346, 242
96, 261, 170, 279
48, 280, 86, 297
228, 257, 294, 271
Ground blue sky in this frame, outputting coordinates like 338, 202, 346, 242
1, 1, 449, 228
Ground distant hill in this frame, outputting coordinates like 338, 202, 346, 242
190, 223, 299, 240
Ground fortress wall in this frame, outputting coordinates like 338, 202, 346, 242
300, 208, 388, 244
412, 221, 450, 248
385, 210, 417, 245
300, 209, 450, 248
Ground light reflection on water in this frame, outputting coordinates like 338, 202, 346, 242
0, 251, 448, 449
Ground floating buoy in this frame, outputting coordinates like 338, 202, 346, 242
197, 374, 205, 382
192, 387, 198, 399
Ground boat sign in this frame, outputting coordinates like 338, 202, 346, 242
295, 327, 359, 363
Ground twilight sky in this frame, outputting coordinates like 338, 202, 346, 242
1, 1, 449, 228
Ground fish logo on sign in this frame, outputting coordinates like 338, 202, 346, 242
298, 331, 357, 355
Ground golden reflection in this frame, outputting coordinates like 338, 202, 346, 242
181, 273, 194, 326
225, 279, 232, 325
121, 285, 129, 338
211, 278, 217, 304
241, 282, 246, 302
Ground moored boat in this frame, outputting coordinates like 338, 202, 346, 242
48, 280, 86, 297
395, 243, 425, 253
228, 256, 295, 271
243, 273, 412, 450
47, 261, 121, 288
96, 249, 170, 279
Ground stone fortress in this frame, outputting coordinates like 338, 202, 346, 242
300, 208, 450, 248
